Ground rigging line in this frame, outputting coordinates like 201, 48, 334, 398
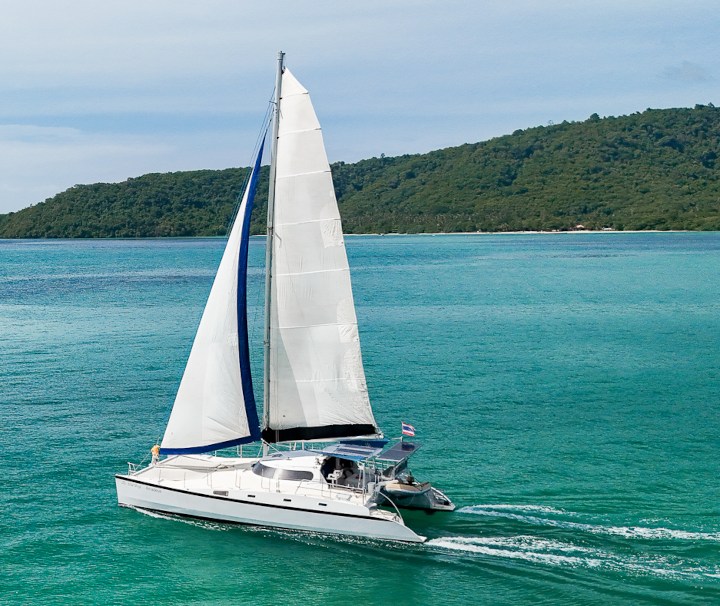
247, 86, 278, 374
224, 97, 274, 234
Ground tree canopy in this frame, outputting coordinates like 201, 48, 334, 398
1, 105, 719, 238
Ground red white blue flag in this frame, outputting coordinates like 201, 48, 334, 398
401, 422, 416, 437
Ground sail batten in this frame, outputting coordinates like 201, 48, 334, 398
276, 268, 348, 278
274, 218, 337, 229
277, 170, 330, 180
264, 68, 379, 442
277, 128, 322, 137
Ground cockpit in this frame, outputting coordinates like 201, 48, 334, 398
319, 456, 362, 488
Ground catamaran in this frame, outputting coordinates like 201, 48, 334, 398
115, 52, 453, 543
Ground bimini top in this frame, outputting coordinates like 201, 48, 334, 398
318, 443, 385, 462
377, 441, 421, 462
317, 439, 421, 463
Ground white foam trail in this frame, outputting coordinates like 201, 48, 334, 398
131, 507, 229, 531
133, 510, 401, 547
469, 504, 569, 515
460, 505, 720, 542
428, 537, 601, 568
455, 535, 600, 555
427, 535, 718, 580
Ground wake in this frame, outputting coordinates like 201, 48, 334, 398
422, 503, 720, 581
426, 534, 719, 580
460, 504, 720, 542
130, 503, 720, 580
130, 506, 231, 531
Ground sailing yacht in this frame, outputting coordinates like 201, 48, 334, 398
115, 52, 453, 543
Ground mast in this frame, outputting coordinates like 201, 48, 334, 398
262, 51, 284, 442
260, 68, 379, 443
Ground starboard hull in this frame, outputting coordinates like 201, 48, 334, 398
115, 474, 426, 543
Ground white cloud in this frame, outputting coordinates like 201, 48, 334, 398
0, 124, 233, 213
1, 1, 720, 213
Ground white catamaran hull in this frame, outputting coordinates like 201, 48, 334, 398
115, 475, 425, 543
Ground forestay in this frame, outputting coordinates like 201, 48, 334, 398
263, 69, 379, 442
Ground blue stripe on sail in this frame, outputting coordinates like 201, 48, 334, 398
161, 434, 257, 455
159, 138, 265, 457
237, 137, 265, 442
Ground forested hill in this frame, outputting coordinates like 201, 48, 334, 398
1, 105, 720, 238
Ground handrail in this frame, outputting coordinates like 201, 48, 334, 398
373, 483, 403, 523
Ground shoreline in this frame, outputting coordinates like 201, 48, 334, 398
1, 229, 710, 242
344, 229, 693, 236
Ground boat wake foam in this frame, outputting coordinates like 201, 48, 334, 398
459, 504, 720, 542
426, 534, 720, 580
128, 507, 412, 546
465, 503, 569, 515
130, 506, 230, 531
428, 535, 602, 568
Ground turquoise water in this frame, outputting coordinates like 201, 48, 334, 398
2, 233, 719, 605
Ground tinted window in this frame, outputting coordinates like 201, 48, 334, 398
251, 463, 276, 478
276, 469, 313, 481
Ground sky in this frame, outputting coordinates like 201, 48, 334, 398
1, 0, 718, 214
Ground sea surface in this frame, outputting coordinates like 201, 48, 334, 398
2, 233, 719, 605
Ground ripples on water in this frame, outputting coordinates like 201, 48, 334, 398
428, 504, 720, 581
3, 234, 720, 605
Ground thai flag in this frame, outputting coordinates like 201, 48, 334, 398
401, 422, 416, 437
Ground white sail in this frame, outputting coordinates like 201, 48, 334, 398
264, 69, 379, 442
161, 147, 263, 453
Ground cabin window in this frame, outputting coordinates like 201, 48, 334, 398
251, 463, 276, 478
251, 463, 313, 481
276, 469, 313, 481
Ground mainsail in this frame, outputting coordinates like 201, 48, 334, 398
160, 141, 264, 454
262, 69, 379, 442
